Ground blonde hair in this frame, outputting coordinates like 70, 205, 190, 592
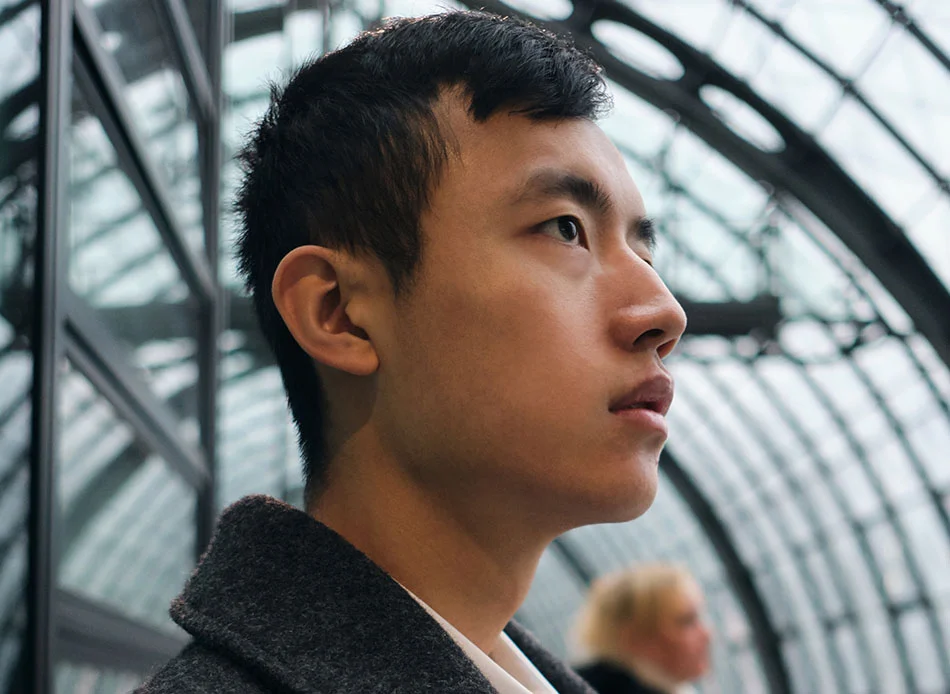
574, 563, 695, 662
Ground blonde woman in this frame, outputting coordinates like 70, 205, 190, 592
574, 564, 712, 694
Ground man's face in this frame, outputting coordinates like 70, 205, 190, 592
371, 98, 686, 531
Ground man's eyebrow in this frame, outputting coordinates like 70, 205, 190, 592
512, 169, 656, 251
512, 169, 613, 217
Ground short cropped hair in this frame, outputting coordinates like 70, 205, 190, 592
235, 11, 610, 498
574, 564, 696, 662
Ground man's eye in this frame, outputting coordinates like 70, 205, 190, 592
539, 216, 582, 244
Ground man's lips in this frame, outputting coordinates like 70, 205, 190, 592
608, 374, 674, 417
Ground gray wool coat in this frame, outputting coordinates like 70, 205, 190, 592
136, 495, 596, 693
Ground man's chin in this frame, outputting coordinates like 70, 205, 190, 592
565, 470, 660, 527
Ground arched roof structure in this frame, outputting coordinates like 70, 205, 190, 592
1, 0, 947, 691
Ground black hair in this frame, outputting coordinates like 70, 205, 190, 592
235, 10, 610, 500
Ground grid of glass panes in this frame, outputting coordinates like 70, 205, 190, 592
45, 0, 222, 687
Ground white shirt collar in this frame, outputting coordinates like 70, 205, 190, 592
402, 586, 559, 694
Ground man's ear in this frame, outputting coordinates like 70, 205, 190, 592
271, 245, 379, 376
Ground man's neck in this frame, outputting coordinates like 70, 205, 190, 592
310, 441, 553, 653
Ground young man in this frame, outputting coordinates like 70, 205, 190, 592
139, 10, 686, 694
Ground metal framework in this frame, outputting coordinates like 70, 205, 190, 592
1, 0, 226, 691
3, 1, 948, 692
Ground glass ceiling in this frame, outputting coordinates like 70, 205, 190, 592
621, 0, 950, 289
22, 0, 948, 691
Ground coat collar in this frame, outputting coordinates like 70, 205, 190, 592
171, 495, 592, 694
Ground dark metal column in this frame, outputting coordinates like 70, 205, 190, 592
195, 0, 226, 553
29, 1, 72, 692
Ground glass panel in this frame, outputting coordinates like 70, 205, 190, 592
619, 0, 734, 55
601, 82, 677, 159
380, 0, 467, 15
866, 521, 918, 604
665, 128, 771, 228
220, 22, 285, 293
57, 361, 196, 633
864, 618, 909, 694
83, 0, 203, 251
217, 360, 295, 506
746, 30, 842, 133
906, 413, 950, 487
516, 548, 587, 660
900, 609, 946, 693
0, 0, 40, 689
218, 5, 302, 509
68, 84, 200, 437
859, 25, 950, 180
592, 20, 685, 80
700, 85, 785, 152
898, 504, 950, 603
770, 0, 893, 78
782, 638, 818, 693
818, 96, 934, 228
905, 1, 950, 56
833, 625, 870, 693
497, 0, 571, 21
55, 661, 143, 694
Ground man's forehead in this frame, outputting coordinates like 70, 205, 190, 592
434, 96, 644, 213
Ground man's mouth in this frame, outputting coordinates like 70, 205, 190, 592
608, 374, 674, 417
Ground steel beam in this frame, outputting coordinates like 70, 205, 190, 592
63, 290, 209, 490
55, 589, 185, 674
156, 0, 216, 124
28, 1, 72, 692
72, 0, 215, 304
195, 0, 225, 554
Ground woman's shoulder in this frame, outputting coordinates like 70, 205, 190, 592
574, 661, 665, 694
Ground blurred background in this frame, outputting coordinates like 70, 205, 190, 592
1, 0, 948, 692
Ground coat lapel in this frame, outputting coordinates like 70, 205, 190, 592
171, 495, 496, 694
171, 495, 594, 694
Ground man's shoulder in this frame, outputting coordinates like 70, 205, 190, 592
135, 642, 271, 694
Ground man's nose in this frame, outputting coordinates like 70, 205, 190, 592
609, 262, 687, 359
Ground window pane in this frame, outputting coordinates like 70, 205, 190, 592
57, 361, 196, 633
217, 5, 303, 509
68, 84, 200, 439
55, 661, 143, 694
82, 0, 203, 250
